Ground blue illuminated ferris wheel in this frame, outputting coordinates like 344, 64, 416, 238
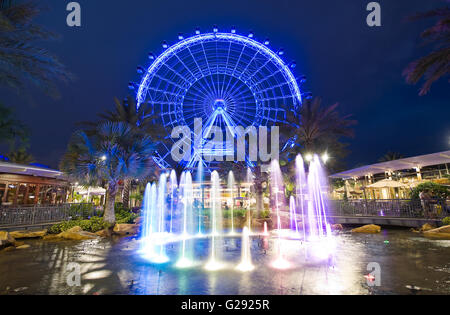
131, 27, 307, 169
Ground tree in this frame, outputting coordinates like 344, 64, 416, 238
403, 6, 450, 95
281, 97, 356, 173
0, 103, 28, 145
378, 151, 404, 162
60, 122, 156, 228
78, 97, 166, 208
0, 0, 71, 97
7, 147, 34, 164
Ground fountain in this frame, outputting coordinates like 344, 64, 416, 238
228, 171, 235, 235
289, 196, 299, 235
236, 227, 254, 272
270, 160, 291, 269
169, 170, 177, 234
138, 153, 334, 270
205, 171, 224, 270
263, 222, 269, 236
176, 172, 194, 268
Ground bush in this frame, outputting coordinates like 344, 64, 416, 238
115, 203, 138, 224
49, 216, 109, 234
68, 203, 95, 219
410, 182, 450, 200
259, 210, 270, 219
443, 217, 450, 226
222, 208, 247, 219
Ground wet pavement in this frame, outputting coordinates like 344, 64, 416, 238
0, 228, 449, 295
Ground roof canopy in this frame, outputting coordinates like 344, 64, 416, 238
331, 150, 450, 179
0, 162, 65, 180
366, 179, 408, 188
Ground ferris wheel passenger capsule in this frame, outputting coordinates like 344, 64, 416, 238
278, 48, 285, 56
136, 66, 145, 74
303, 92, 313, 99
213, 25, 218, 33
162, 41, 168, 49
248, 31, 254, 38
195, 27, 201, 35
299, 75, 307, 83
264, 38, 270, 45
231, 26, 236, 34
128, 82, 135, 90
148, 52, 155, 60
290, 61, 296, 69
178, 33, 184, 40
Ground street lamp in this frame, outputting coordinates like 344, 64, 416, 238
322, 152, 329, 164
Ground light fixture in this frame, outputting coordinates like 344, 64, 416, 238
322, 153, 329, 163
305, 154, 313, 162
101, 155, 107, 161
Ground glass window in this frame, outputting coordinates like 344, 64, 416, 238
5, 183, 18, 205
16, 184, 27, 205
27, 184, 37, 204
0, 183, 6, 205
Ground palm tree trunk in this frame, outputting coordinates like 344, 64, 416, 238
123, 178, 131, 209
255, 181, 264, 214
104, 183, 117, 227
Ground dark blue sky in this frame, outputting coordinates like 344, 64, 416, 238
2, 0, 449, 169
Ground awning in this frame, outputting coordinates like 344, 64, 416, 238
330, 150, 450, 179
366, 179, 408, 188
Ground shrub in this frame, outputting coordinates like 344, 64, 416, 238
443, 217, 450, 226
410, 182, 450, 200
49, 216, 108, 234
115, 204, 138, 224
68, 203, 95, 219
259, 210, 270, 219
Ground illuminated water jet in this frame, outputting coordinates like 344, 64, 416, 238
236, 227, 254, 272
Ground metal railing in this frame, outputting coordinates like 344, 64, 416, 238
0, 203, 99, 228
329, 199, 449, 218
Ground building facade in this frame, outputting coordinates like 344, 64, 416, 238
0, 162, 69, 206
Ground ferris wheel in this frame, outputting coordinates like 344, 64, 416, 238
130, 27, 307, 169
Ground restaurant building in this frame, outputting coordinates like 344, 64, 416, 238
330, 150, 450, 200
0, 162, 69, 206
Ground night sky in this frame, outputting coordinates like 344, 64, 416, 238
1, 0, 449, 169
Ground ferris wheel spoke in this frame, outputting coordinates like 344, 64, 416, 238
162, 62, 195, 87
186, 46, 207, 78
200, 42, 213, 76
249, 67, 284, 91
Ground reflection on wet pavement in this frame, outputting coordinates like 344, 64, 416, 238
0, 229, 449, 295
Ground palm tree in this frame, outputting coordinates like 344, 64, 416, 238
7, 147, 34, 164
281, 97, 356, 173
60, 122, 156, 227
282, 97, 356, 151
378, 151, 404, 162
78, 97, 166, 208
0, 0, 71, 97
0, 103, 28, 145
403, 6, 450, 95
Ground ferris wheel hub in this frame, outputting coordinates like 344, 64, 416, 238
213, 99, 226, 111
